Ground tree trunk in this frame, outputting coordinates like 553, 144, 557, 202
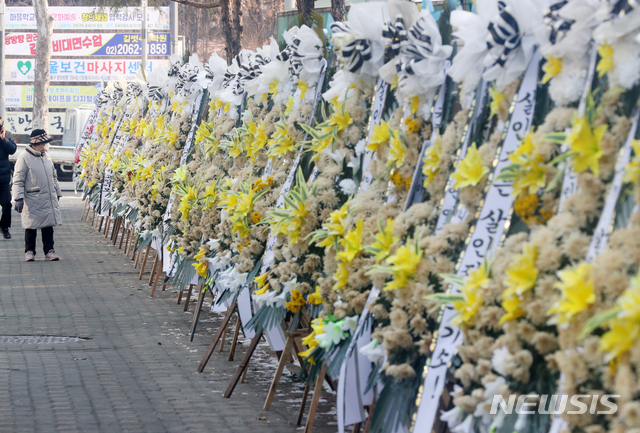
33, 0, 54, 130
331, 0, 345, 22
297, 0, 314, 21
221, 0, 242, 61
231, 0, 242, 59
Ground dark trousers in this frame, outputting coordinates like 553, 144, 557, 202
0, 183, 10, 230
25, 227, 54, 255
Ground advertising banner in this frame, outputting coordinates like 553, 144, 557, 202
4, 32, 170, 57
6, 58, 171, 82
5, 85, 100, 109
3, 112, 66, 135
6, 6, 169, 30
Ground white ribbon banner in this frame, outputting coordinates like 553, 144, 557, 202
100, 105, 135, 216
557, 45, 598, 213
360, 78, 389, 192
412, 47, 540, 433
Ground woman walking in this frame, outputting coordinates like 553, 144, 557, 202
13, 129, 62, 261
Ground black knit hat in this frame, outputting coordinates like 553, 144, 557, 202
30, 129, 53, 145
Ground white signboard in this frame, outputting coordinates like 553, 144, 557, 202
4, 32, 170, 57
3, 112, 66, 135
5, 85, 100, 109
6, 6, 169, 30
6, 58, 171, 83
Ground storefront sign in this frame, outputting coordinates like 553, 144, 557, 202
4, 32, 170, 57
6, 58, 171, 82
6, 6, 169, 30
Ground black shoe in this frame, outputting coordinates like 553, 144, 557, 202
2, 229, 10, 239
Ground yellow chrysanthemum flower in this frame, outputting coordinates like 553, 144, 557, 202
452, 143, 490, 189
308, 286, 323, 305
623, 140, 640, 183
503, 244, 538, 297
315, 203, 350, 250
297, 80, 309, 100
499, 295, 525, 325
387, 133, 407, 168
332, 261, 349, 291
548, 263, 596, 324
508, 130, 547, 196
382, 240, 423, 291
409, 95, 420, 115
286, 290, 306, 313
453, 286, 483, 326
542, 57, 562, 84
336, 219, 364, 264
367, 218, 399, 264
596, 43, 614, 78
489, 85, 505, 119
367, 120, 391, 152
193, 260, 208, 278
566, 115, 607, 175
328, 105, 353, 131
422, 135, 443, 187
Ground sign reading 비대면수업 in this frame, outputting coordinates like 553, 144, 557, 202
5, 85, 100, 109
4, 32, 170, 57
5, 7, 169, 30
3, 112, 66, 136
7, 58, 171, 82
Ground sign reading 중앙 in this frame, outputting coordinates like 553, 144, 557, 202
3, 112, 66, 136
4, 32, 170, 57
6, 6, 169, 30
7, 59, 171, 82
5, 85, 100, 109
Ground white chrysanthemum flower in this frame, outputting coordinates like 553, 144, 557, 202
339, 179, 357, 196
491, 346, 510, 376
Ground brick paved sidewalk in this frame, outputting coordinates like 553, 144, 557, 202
0, 197, 336, 433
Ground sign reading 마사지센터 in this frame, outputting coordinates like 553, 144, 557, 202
6, 58, 171, 82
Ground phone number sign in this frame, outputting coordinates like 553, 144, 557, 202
4, 32, 170, 57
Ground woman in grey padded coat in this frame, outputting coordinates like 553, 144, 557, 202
13, 129, 62, 261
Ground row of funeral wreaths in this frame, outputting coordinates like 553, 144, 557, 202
75, 1, 640, 432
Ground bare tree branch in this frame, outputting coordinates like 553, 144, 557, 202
169, 0, 220, 9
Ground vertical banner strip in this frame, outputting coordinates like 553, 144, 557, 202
557, 45, 598, 213
412, 47, 540, 433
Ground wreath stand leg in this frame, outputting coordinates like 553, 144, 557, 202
198, 302, 238, 372
148, 252, 159, 285
223, 330, 263, 397
296, 381, 311, 425
138, 244, 151, 279
81, 200, 89, 220
118, 222, 127, 249
104, 217, 111, 237
263, 332, 302, 410
150, 260, 163, 297
189, 286, 207, 341
227, 314, 242, 361
303, 363, 328, 433
183, 284, 195, 311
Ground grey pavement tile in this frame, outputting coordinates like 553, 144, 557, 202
0, 204, 336, 432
